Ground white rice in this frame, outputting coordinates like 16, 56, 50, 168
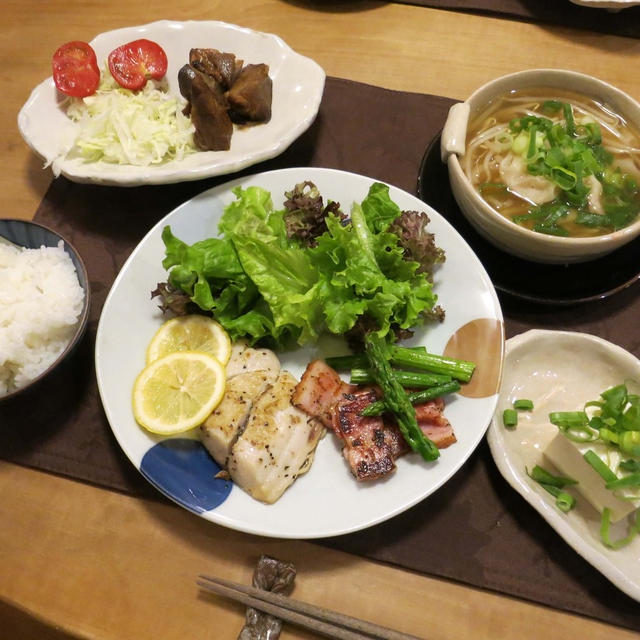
0, 240, 85, 396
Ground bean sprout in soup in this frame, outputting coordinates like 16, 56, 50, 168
463, 88, 640, 238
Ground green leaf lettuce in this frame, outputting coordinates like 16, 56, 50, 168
161, 182, 441, 346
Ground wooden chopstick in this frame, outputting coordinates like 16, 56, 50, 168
197, 574, 424, 640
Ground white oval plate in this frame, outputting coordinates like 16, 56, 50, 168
95, 167, 504, 539
17, 20, 325, 186
487, 329, 640, 601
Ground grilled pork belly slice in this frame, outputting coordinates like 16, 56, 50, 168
227, 371, 325, 504
415, 398, 456, 448
292, 359, 355, 428
199, 369, 277, 467
332, 389, 410, 481
294, 360, 457, 480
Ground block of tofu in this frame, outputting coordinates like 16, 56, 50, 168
199, 369, 277, 466
227, 370, 325, 504
543, 431, 640, 522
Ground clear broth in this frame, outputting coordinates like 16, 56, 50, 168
463, 88, 640, 237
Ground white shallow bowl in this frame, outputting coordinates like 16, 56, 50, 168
487, 329, 640, 601
17, 20, 325, 186
95, 166, 505, 539
441, 69, 640, 264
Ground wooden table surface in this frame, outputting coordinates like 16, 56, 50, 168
2, 2, 640, 639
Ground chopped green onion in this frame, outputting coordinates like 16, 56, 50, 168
496, 102, 639, 237
605, 472, 640, 491
585, 122, 602, 144
526, 124, 538, 159
550, 411, 597, 442
533, 223, 569, 237
598, 428, 619, 446
601, 383, 628, 412
503, 409, 518, 428
563, 102, 576, 136
528, 465, 577, 488
544, 146, 566, 167
574, 212, 610, 228
600, 508, 640, 550
550, 411, 589, 427
513, 207, 553, 223
620, 459, 640, 473
513, 399, 534, 411
619, 431, 640, 457
527, 465, 577, 513
583, 450, 618, 484
543, 485, 576, 513
542, 100, 563, 114
550, 166, 577, 191
512, 133, 529, 155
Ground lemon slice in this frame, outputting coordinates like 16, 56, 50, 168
146, 315, 231, 365
132, 351, 226, 435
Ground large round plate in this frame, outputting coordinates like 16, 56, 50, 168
487, 329, 640, 601
95, 167, 504, 538
17, 20, 325, 186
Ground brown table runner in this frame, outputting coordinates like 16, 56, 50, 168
2, 77, 639, 631
392, 0, 640, 38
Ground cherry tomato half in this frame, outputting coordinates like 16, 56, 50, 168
52, 41, 100, 98
108, 39, 168, 91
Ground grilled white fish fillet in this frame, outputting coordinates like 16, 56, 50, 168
225, 341, 280, 379
199, 369, 276, 466
227, 370, 325, 503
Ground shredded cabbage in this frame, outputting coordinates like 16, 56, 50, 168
58, 68, 195, 168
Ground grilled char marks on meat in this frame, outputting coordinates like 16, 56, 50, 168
333, 389, 410, 481
291, 359, 355, 429
293, 360, 457, 481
